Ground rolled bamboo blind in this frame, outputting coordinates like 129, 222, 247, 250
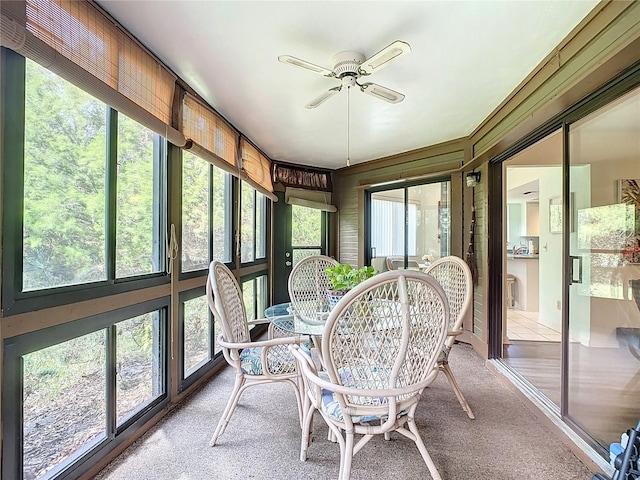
241, 139, 276, 201
182, 93, 239, 176
0, 0, 185, 146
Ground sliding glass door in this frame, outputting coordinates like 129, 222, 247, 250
502, 130, 563, 408
567, 86, 640, 447
500, 83, 640, 455
367, 180, 450, 270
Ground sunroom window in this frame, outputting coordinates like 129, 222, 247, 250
181, 151, 232, 273
23, 60, 108, 290
240, 182, 267, 264
115, 114, 164, 278
21, 59, 166, 294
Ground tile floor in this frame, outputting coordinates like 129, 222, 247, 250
506, 309, 562, 342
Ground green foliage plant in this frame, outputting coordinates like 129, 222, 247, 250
325, 263, 377, 293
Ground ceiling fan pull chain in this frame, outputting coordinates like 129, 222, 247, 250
347, 85, 351, 167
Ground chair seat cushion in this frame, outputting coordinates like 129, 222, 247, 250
240, 343, 311, 375
320, 389, 385, 423
301, 341, 313, 354
240, 347, 267, 375
319, 366, 408, 424
320, 389, 410, 424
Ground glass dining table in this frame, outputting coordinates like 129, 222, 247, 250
264, 302, 326, 338
264, 302, 329, 369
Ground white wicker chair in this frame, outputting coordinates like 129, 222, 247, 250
424, 255, 475, 419
290, 270, 449, 480
206, 261, 303, 446
288, 255, 339, 324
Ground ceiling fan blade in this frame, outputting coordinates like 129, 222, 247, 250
359, 40, 411, 76
278, 55, 335, 77
305, 86, 341, 109
359, 82, 405, 104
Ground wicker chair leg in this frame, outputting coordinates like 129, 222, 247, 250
440, 361, 475, 419
300, 402, 315, 461
209, 374, 244, 446
338, 431, 355, 480
288, 378, 304, 429
298, 385, 311, 431
407, 417, 442, 480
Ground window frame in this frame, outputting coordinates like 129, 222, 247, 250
239, 181, 268, 267
290, 204, 329, 265
178, 154, 234, 279
240, 271, 269, 322
177, 286, 225, 392
1, 297, 170, 480
1, 52, 169, 317
256, 191, 267, 260
114, 112, 167, 280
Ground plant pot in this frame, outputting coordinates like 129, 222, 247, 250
327, 290, 347, 310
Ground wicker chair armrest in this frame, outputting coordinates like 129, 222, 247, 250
326, 368, 438, 398
217, 333, 301, 350
290, 344, 324, 403
289, 344, 318, 374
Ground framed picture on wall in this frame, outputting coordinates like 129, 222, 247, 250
548, 196, 562, 234
618, 179, 640, 207
548, 193, 575, 234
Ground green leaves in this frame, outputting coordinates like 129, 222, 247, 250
325, 263, 377, 292
23, 60, 108, 288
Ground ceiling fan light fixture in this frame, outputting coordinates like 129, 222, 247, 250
342, 76, 357, 88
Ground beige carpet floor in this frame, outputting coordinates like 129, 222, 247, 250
94, 343, 595, 480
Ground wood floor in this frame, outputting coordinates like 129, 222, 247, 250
503, 309, 640, 448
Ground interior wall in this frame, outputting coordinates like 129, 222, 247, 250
471, 163, 487, 345
506, 165, 564, 330
537, 167, 564, 332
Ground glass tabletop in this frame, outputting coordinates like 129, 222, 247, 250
264, 302, 292, 318
265, 302, 326, 337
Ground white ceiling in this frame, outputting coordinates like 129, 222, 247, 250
97, 1, 599, 170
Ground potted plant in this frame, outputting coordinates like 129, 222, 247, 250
325, 263, 377, 308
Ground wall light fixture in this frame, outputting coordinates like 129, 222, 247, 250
466, 171, 481, 188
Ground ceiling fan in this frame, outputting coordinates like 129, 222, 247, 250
278, 40, 411, 109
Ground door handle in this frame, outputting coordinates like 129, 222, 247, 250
570, 255, 582, 284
